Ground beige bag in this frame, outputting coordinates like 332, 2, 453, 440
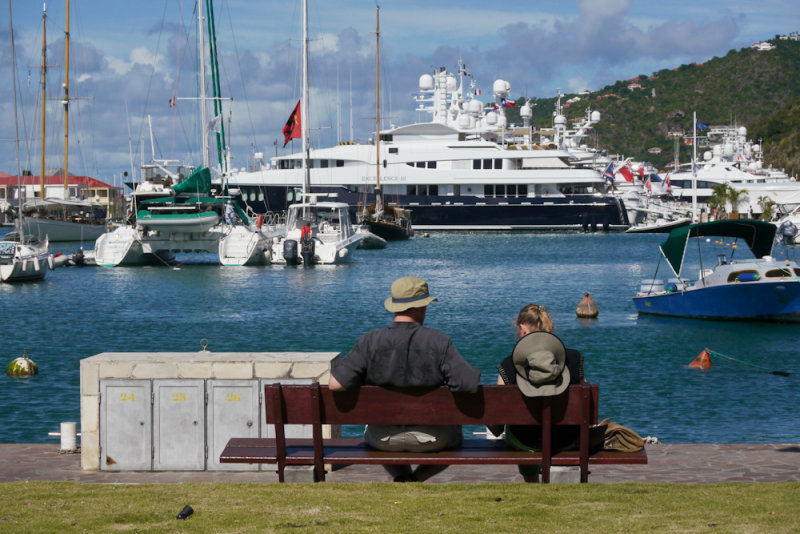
598, 418, 645, 452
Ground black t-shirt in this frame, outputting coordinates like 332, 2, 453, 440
331, 321, 481, 391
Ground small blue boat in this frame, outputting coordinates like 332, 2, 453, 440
633, 220, 800, 321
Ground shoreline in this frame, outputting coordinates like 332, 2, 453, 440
1, 442, 799, 484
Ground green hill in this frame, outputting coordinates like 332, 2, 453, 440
509, 38, 800, 176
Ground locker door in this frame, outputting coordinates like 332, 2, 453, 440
260, 379, 313, 439
207, 380, 259, 471
100, 380, 151, 471
153, 380, 205, 470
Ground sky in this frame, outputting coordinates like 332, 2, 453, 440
0, 0, 798, 186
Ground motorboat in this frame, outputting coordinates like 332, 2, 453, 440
271, 200, 363, 265
633, 220, 800, 321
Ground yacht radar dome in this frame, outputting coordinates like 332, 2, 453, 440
591, 110, 601, 122
492, 79, 510, 97
704, 151, 712, 161
446, 75, 457, 92
738, 126, 747, 136
520, 103, 532, 119
485, 111, 498, 125
419, 74, 434, 91
468, 99, 483, 115
554, 115, 567, 126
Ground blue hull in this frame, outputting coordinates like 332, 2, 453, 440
633, 281, 800, 321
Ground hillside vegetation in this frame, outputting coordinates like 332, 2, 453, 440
510, 38, 800, 175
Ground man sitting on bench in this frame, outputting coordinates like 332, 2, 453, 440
328, 276, 481, 482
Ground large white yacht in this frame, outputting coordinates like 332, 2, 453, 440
223, 63, 629, 231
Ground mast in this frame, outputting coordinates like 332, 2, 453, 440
62, 0, 69, 191
301, 0, 310, 198
198, 0, 209, 168
692, 111, 698, 222
40, 3, 47, 200
374, 5, 382, 216
8, 0, 24, 233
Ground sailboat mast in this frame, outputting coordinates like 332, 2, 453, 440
198, 0, 209, 168
8, 0, 24, 228
40, 3, 47, 200
375, 6, 381, 195
301, 0, 310, 197
62, 0, 69, 191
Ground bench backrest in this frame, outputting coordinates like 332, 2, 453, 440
265, 383, 599, 427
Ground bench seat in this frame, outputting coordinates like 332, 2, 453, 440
219, 383, 647, 482
221, 437, 648, 467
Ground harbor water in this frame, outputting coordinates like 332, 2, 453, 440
1, 229, 798, 444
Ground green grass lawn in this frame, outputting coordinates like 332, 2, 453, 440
0, 481, 797, 533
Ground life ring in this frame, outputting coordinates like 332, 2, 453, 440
256, 214, 263, 228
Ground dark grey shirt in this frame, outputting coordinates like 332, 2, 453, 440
332, 321, 481, 391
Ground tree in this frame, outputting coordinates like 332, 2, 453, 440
758, 196, 777, 220
708, 183, 730, 211
727, 187, 748, 215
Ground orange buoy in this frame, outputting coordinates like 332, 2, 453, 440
256, 214, 264, 229
688, 349, 712, 370
575, 292, 599, 318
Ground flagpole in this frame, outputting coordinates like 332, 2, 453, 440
301, 0, 310, 200
692, 112, 698, 222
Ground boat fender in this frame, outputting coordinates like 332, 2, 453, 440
736, 272, 759, 282
47, 255, 54, 270
22, 259, 28, 271
256, 214, 264, 229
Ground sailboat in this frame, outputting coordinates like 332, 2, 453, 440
270, 0, 363, 266
20, 0, 107, 243
357, 6, 413, 241
95, 0, 271, 267
2, 0, 53, 283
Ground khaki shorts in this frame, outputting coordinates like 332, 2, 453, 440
364, 424, 463, 452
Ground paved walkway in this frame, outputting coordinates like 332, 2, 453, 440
1, 443, 799, 484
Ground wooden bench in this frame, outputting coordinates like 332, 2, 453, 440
219, 383, 647, 483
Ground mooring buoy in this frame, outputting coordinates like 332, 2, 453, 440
6, 348, 38, 377
575, 292, 599, 318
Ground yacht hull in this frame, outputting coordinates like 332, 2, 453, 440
21, 218, 106, 242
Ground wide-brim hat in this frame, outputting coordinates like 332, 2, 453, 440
384, 276, 438, 313
512, 332, 570, 397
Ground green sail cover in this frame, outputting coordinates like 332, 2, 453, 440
659, 219, 777, 276
170, 167, 212, 196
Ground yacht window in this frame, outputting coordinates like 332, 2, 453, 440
380, 134, 393, 142
483, 159, 492, 169
496, 184, 506, 197
249, 191, 256, 202
258, 191, 264, 201
473, 160, 481, 170
484, 184, 493, 196
287, 191, 294, 202
427, 161, 436, 169
428, 185, 438, 196
518, 184, 528, 197
416, 162, 425, 168
336, 160, 344, 167
494, 159, 502, 170
321, 159, 329, 168
406, 162, 415, 167
765, 268, 793, 278
407, 185, 417, 196
389, 147, 398, 154
453, 185, 461, 196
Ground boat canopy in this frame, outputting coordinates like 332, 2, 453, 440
660, 219, 777, 276
170, 167, 212, 196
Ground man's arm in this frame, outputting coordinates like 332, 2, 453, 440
328, 373, 346, 391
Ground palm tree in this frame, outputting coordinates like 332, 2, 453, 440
708, 183, 730, 215
758, 196, 776, 220
726, 187, 748, 217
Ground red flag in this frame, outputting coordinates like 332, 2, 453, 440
665, 173, 672, 193
282, 100, 301, 148
637, 166, 646, 182
169, 96, 176, 107
618, 164, 634, 183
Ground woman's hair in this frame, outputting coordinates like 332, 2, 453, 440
515, 304, 554, 333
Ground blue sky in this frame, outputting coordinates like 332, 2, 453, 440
1, 0, 798, 184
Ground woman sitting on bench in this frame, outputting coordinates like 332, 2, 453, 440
490, 304, 583, 482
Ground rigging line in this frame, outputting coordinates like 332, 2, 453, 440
224, 0, 259, 150
171, 0, 184, 159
